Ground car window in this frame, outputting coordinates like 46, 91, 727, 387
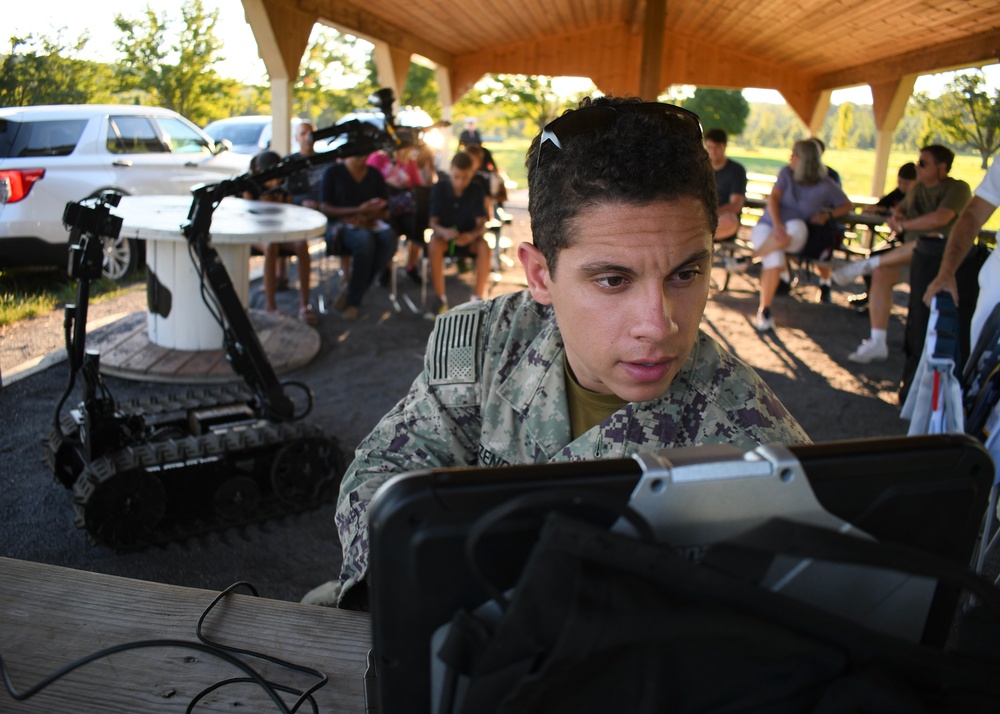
107, 116, 169, 154
205, 122, 267, 147
0, 119, 87, 158
156, 116, 214, 155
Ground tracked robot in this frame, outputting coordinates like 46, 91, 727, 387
43, 90, 407, 549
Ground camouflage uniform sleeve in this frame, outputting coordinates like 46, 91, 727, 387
335, 302, 490, 602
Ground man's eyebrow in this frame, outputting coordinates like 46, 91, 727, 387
578, 248, 713, 276
678, 248, 713, 269
577, 261, 638, 276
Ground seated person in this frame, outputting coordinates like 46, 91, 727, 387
463, 144, 496, 220
871, 162, 917, 215
319, 152, 397, 321
245, 150, 317, 325
833, 145, 972, 364
307, 95, 810, 610
367, 131, 423, 284
425, 151, 492, 317
729, 140, 852, 327
812, 138, 842, 186
844, 162, 917, 310
704, 128, 747, 241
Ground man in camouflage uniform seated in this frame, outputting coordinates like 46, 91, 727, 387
315, 96, 810, 610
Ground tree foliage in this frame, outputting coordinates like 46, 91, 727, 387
456, 75, 582, 137
916, 71, 1000, 168
680, 88, 749, 137
113, 0, 231, 125
402, 63, 441, 118
0, 32, 114, 107
294, 29, 376, 126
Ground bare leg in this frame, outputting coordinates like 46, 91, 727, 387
759, 265, 781, 312
868, 265, 901, 331
428, 237, 447, 298
264, 244, 279, 311
474, 239, 492, 298
714, 213, 740, 241
407, 239, 423, 270
295, 241, 311, 309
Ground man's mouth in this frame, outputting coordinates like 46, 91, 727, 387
620, 358, 672, 383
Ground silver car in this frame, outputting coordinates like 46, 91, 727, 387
202, 115, 304, 156
0, 105, 251, 280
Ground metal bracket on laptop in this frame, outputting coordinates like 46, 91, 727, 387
621, 443, 852, 546
617, 443, 935, 642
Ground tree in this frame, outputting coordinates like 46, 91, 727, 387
832, 102, 855, 150
402, 63, 440, 117
917, 71, 1000, 168
0, 32, 114, 107
681, 88, 749, 137
456, 74, 582, 136
113, 0, 228, 125
294, 28, 377, 127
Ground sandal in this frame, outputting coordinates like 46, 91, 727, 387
299, 305, 318, 325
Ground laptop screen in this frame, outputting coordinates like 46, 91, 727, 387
367, 434, 993, 714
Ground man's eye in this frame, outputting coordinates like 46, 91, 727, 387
673, 269, 701, 283
597, 275, 627, 288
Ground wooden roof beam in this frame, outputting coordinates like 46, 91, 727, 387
243, 0, 316, 153
638, 0, 666, 100
297, 0, 453, 68
372, 42, 413, 102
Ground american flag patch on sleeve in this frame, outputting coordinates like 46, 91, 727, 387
428, 309, 480, 384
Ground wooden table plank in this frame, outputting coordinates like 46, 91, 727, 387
0, 558, 370, 713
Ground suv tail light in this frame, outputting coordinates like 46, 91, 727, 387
0, 169, 45, 203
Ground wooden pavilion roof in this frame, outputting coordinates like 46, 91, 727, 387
254, 0, 1000, 120
244, 0, 1000, 192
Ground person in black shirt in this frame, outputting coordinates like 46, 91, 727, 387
704, 128, 747, 241
425, 151, 490, 317
872, 162, 917, 214
319, 153, 397, 321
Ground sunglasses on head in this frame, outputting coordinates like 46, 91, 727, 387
536, 102, 702, 168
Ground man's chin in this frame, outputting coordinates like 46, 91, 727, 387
612, 378, 673, 405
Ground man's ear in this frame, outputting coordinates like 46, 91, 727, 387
518, 242, 553, 305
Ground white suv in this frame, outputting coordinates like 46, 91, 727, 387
0, 105, 251, 280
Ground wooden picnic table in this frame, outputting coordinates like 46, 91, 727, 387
0, 557, 371, 712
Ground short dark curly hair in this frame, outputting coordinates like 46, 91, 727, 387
525, 95, 717, 275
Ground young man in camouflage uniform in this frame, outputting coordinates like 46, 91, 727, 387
319, 96, 809, 610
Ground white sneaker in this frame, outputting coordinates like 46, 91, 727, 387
756, 307, 774, 332
848, 339, 888, 363
832, 259, 873, 287
724, 255, 749, 274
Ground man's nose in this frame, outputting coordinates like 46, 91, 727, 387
630, 286, 677, 342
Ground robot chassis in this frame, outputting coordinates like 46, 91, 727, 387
43, 95, 403, 549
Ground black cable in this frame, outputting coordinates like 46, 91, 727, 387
2, 582, 333, 713
195, 582, 329, 713
187, 238, 226, 331
279, 380, 315, 420
1, 639, 292, 713
188, 679, 319, 714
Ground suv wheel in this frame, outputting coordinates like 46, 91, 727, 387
101, 233, 140, 281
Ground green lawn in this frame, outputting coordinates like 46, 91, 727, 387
475, 140, 998, 232
0, 268, 142, 327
